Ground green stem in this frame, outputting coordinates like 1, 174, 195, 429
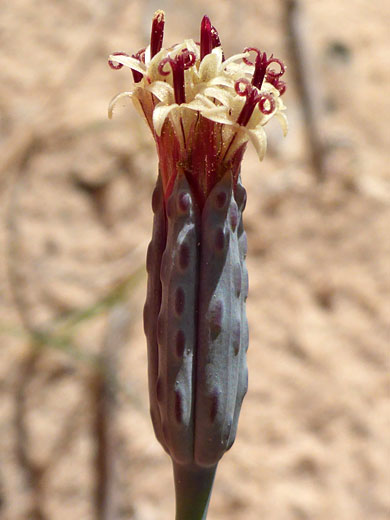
173, 462, 217, 520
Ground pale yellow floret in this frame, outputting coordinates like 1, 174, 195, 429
108, 38, 287, 162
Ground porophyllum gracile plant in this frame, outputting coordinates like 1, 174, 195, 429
108, 11, 287, 520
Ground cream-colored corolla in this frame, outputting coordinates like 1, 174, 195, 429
108, 11, 287, 165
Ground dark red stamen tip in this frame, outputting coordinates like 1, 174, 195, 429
108, 52, 129, 70
235, 78, 251, 97
200, 15, 213, 60
258, 93, 276, 115
235, 79, 275, 126
200, 15, 222, 61
244, 48, 286, 91
133, 48, 146, 63
182, 49, 196, 69
158, 50, 195, 104
243, 47, 260, 66
150, 10, 165, 58
267, 75, 287, 96
265, 55, 286, 79
236, 84, 260, 126
252, 51, 269, 90
158, 57, 171, 76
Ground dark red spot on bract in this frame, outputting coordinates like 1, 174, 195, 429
216, 190, 227, 208
230, 204, 238, 231
214, 227, 225, 250
210, 300, 223, 338
209, 388, 220, 422
234, 263, 242, 297
175, 287, 185, 315
232, 321, 241, 355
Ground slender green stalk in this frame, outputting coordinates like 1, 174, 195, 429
173, 462, 217, 520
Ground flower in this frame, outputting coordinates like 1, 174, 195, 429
108, 10, 287, 206
108, 13, 289, 520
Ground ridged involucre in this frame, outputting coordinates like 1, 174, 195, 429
144, 171, 248, 467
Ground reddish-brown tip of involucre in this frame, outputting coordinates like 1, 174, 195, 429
151, 10, 165, 58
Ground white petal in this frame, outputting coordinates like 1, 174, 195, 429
185, 100, 213, 112
144, 45, 151, 64
109, 55, 146, 76
200, 108, 233, 125
184, 38, 200, 58
198, 52, 220, 81
108, 91, 134, 119
247, 127, 268, 161
210, 46, 224, 62
193, 93, 217, 109
207, 76, 235, 89
202, 87, 232, 107
275, 111, 289, 136
153, 103, 178, 136
168, 108, 186, 147
221, 52, 250, 71
146, 81, 174, 103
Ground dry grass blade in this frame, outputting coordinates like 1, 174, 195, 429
285, 0, 328, 181
93, 304, 132, 520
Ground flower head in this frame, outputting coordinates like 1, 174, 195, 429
108, 11, 287, 206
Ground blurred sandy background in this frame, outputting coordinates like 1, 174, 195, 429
0, 0, 389, 519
